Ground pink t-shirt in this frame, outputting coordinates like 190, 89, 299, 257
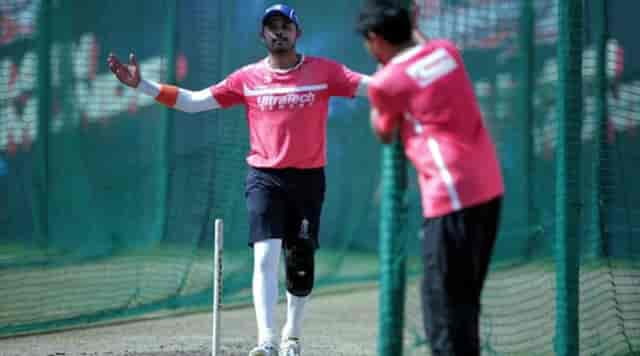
369, 40, 504, 218
211, 56, 362, 169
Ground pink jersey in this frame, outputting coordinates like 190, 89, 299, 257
369, 40, 504, 218
211, 56, 362, 169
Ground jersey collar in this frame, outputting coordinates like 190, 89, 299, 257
264, 54, 306, 74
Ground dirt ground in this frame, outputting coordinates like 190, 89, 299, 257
4, 264, 638, 356
0, 288, 379, 356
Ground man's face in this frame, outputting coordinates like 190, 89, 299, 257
262, 15, 298, 54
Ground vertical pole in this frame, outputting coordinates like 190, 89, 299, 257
160, 0, 178, 241
520, 0, 539, 252
591, 0, 608, 259
36, 0, 52, 245
60, 0, 74, 124
555, 0, 583, 355
378, 1, 410, 355
379, 136, 407, 356
164, 0, 178, 94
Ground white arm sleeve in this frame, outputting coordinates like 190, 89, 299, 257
356, 75, 372, 97
136, 78, 221, 113
175, 87, 221, 113
137, 78, 160, 97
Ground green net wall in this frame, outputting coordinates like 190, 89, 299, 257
0, 0, 381, 337
1, 1, 640, 353
397, 0, 640, 355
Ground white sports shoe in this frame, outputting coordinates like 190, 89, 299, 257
280, 337, 301, 356
248, 342, 278, 356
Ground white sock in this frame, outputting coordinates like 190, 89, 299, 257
281, 291, 308, 341
252, 239, 282, 345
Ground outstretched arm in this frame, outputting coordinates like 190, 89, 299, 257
107, 52, 221, 113
136, 77, 221, 113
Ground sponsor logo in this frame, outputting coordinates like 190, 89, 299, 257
256, 92, 315, 111
244, 83, 326, 111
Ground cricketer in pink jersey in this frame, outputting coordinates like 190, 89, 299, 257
211, 55, 364, 169
369, 39, 504, 217
108, 4, 370, 356
358, 2, 503, 356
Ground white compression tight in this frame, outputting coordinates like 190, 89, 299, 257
252, 239, 308, 345
281, 291, 307, 340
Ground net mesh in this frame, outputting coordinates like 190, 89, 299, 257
0, 0, 381, 336
0, 1, 639, 354
400, 0, 640, 355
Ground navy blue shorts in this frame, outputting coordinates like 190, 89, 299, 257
245, 166, 325, 248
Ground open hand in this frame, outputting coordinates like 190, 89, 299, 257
107, 52, 141, 88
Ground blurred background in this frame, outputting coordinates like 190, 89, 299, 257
1, 0, 639, 355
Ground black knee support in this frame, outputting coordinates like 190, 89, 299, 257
285, 219, 316, 297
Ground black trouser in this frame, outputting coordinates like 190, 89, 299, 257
421, 197, 502, 356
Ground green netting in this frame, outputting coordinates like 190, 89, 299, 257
0, 0, 380, 337
398, 0, 640, 355
1, 1, 640, 354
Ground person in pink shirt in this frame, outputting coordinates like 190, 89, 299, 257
357, 2, 504, 355
107, 4, 370, 356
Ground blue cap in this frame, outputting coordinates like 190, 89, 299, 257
262, 4, 300, 28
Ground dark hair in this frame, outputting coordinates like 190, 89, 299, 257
356, 1, 412, 45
